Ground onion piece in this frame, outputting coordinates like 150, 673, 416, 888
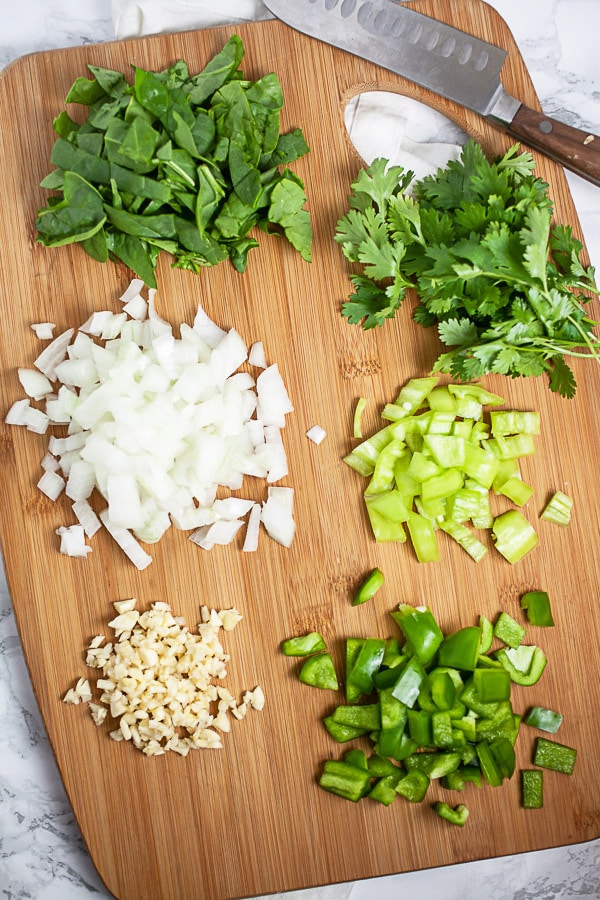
193, 303, 227, 348
31, 322, 56, 340
248, 341, 268, 369
18, 368, 53, 401
34, 329, 75, 380
261, 486, 295, 547
256, 365, 294, 427
306, 424, 327, 445
99, 509, 153, 570
242, 503, 261, 552
38, 470, 65, 500
56, 524, 92, 558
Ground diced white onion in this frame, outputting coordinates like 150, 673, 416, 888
256, 364, 294, 427
71, 499, 102, 536
306, 424, 327, 445
31, 322, 56, 340
99, 508, 153, 570
38, 469, 65, 500
242, 503, 261, 553
261, 486, 296, 547
248, 341, 267, 369
18, 368, 53, 400
5, 281, 296, 565
56, 524, 92, 558
34, 329, 74, 379
193, 303, 227, 348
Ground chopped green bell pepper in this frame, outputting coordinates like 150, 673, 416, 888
521, 769, 543, 809
319, 759, 372, 802
347, 638, 386, 695
473, 667, 512, 703
524, 705, 563, 734
299, 652, 339, 690
492, 509, 538, 563
433, 801, 469, 826
540, 490, 573, 526
493, 612, 526, 648
533, 737, 577, 775
352, 567, 385, 605
438, 626, 481, 672
520, 590, 554, 627
395, 768, 430, 803
281, 632, 327, 656
496, 645, 547, 686
391, 604, 443, 665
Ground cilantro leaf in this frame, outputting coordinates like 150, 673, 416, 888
335, 137, 600, 396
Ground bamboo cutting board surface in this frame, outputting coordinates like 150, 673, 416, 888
1, 1, 599, 897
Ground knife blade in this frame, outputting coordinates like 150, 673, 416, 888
262, 0, 600, 187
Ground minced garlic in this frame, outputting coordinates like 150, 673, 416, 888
63, 598, 264, 757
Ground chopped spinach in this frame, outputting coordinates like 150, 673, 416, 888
36, 35, 312, 287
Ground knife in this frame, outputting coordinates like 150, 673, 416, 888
261, 0, 600, 187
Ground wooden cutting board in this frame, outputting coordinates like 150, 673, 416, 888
1, 1, 599, 898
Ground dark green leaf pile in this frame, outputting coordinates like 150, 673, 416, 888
36, 35, 312, 288
335, 140, 600, 397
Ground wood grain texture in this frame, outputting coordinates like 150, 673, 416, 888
0, 2, 599, 898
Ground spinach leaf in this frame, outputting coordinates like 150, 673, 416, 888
36, 35, 312, 286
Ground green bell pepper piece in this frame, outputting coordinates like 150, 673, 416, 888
347, 638, 386, 695
521, 769, 543, 809
476, 739, 504, 787
496, 645, 547, 686
299, 652, 339, 690
319, 760, 372, 802
473, 667, 512, 703
493, 612, 526, 648
281, 632, 326, 656
345, 639, 364, 703
406, 511, 439, 562
352, 567, 385, 605
367, 754, 402, 778
368, 773, 401, 806
332, 703, 381, 732
407, 709, 433, 746
391, 604, 443, 665
492, 509, 538, 564
478, 616, 494, 654
395, 768, 430, 803
489, 410, 540, 436
489, 736, 516, 779
524, 705, 563, 734
391, 655, 427, 708
439, 519, 488, 562
540, 490, 573, 527
438, 626, 481, 671
433, 801, 469, 826
378, 686, 408, 731
323, 716, 368, 743
496, 475, 534, 507
533, 737, 577, 775
405, 750, 462, 780
520, 590, 554, 627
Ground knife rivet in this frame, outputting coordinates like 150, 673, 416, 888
539, 120, 553, 134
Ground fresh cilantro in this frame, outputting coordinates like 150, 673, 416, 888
335, 139, 600, 396
36, 35, 312, 287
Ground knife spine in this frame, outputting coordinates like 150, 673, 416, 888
284, 0, 511, 116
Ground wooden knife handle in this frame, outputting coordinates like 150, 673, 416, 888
506, 105, 600, 187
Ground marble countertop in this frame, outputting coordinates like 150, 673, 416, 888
1, 2, 599, 898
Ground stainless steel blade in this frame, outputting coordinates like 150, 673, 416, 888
262, 0, 520, 124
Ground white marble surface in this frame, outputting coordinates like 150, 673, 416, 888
1, 2, 600, 898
